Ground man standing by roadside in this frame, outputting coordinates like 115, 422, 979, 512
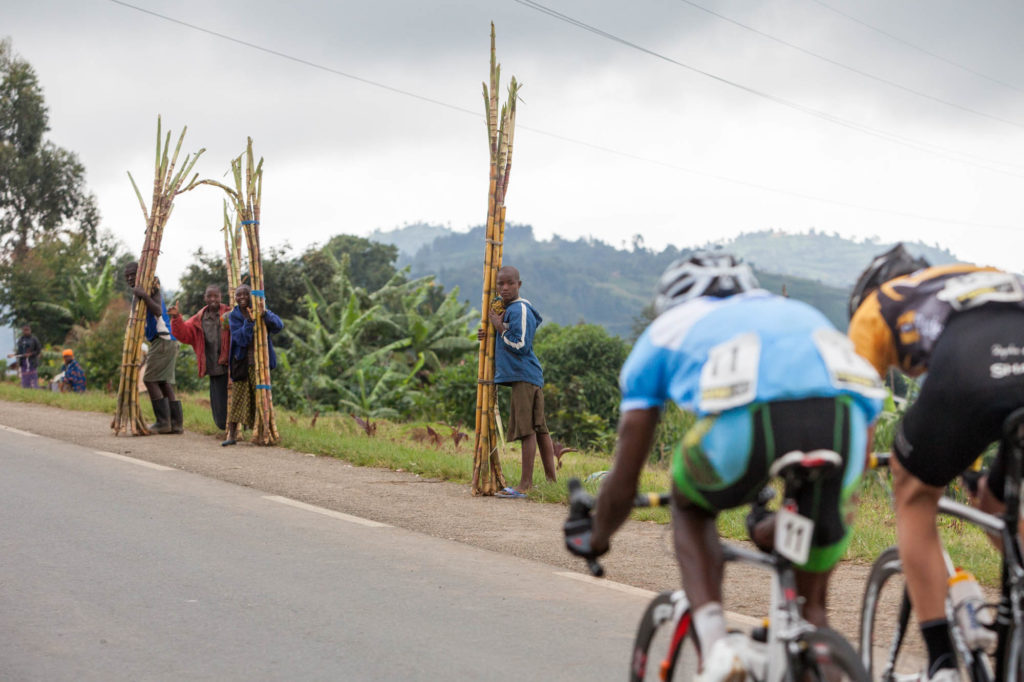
125, 262, 181, 435
9, 325, 42, 389
169, 285, 232, 433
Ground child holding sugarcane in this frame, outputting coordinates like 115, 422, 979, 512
477, 265, 557, 497
124, 262, 181, 434
222, 284, 283, 446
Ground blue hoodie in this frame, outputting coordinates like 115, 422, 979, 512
229, 306, 284, 369
494, 297, 544, 387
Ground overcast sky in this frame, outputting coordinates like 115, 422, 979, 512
6, 0, 1024, 288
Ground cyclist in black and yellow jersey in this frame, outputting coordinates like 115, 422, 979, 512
848, 244, 1024, 682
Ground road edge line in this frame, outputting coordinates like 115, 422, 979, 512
554, 571, 761, 626
263, 495, 392, 528
93, 450, 175, 471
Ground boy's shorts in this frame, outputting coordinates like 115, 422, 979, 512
506, 381, 549, 441
673, 395, 869, 573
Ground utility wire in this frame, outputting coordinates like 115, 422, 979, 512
107, 0, 1019, 233
107, 0, 481, 120
512, 0, 1024, 177
807, 0, 1024, 95
676, 0, 1024, 130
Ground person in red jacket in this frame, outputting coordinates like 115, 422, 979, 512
169, 284, 232, 433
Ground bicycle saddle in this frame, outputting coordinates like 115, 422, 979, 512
768, 449, 843, 480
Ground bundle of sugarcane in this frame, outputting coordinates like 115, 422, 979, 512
472, 24, 520, 495
222, 201, 243, 293
202, 138, 279, 445
112, 117, 205, 436
221, 201, 244, 420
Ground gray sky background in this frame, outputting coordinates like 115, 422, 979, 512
5, 0, 1024, 289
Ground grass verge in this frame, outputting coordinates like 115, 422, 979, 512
0, 382, 1000, 585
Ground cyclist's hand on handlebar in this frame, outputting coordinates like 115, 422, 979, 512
564, 478, 608, 560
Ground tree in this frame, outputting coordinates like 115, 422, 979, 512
0, 38, 99, 257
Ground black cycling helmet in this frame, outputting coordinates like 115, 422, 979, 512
848, 243, 930, 319
654, 252, 759, 314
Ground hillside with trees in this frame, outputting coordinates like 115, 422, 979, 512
385, 223, 927, 335
712, 229, 959, 288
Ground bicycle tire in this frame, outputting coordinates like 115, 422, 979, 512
796, 627, 870, 681
859, 546, 925, 681
629, 590, 699, 682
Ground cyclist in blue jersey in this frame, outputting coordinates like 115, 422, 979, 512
565, 254, 885, 681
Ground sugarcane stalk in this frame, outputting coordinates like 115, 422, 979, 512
473, 24, 521, 495
113, 117, 205, 436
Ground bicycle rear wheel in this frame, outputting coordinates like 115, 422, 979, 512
859, 546, 925, 681
796, 627, 870, 681
629, 590, 699, 682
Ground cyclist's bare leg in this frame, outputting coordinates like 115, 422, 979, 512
891, 455, 947, 622
794, 568, 831, 628
973, 474, 1008, 552
671, 495, 724, 608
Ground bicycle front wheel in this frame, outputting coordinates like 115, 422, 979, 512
629, 590, 699, 682
859, 545, 924, 681
795, 627, 870, 681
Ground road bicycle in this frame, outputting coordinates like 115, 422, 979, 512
566, 448, 869, 681
859, 407, 1024, 682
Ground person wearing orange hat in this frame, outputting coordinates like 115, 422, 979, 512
61, 349, 86, 393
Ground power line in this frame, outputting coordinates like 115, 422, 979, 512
676, 0, 1024, 130
106, 0, 481, 120
512, 0, 1024, 177
106, 0, 1019, 233
806, 0, 1024, 95
520, 124, 1020, 232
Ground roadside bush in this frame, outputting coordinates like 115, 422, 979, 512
535, 322, 628, 450
70, 298, 129, 392
414, 358, 477, 427
174, 346, 203, 393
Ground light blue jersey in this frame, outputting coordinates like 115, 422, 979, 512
620, 290, 885, 420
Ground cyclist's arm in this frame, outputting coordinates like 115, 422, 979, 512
591, 407, 660, 555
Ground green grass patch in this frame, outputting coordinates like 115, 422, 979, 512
0, 381, 1002, 585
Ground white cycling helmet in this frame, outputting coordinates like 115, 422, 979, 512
654, 253, 759, 314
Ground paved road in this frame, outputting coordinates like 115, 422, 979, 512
0, 427, 652, 681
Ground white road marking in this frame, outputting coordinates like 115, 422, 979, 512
554, 571, 761, 626
0, 424, 38, 437
556, 571, 657, 599
93, 450, 175, 471
263, 495, 392, 528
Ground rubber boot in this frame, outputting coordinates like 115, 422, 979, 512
169, 400, 184, 434
148, 396, 172, 434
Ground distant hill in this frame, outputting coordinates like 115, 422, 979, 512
368, 223, 451, 259
377, 224, 877, 337
712, 230, 959, 287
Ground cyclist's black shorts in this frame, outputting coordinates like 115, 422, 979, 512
895, 307, 1024, 490
674, 396, 868, 572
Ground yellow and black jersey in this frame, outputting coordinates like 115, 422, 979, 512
849, 264, 1024, 377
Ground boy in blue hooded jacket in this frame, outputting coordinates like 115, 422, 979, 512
478, 266, 557, 497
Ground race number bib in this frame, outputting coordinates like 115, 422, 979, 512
699, 333, 760, 412
774, 507, 814, 565
937, 271, 1024, 310
813, 328, 886, 399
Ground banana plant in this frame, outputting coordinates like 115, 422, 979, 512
335, 352, 426, 419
